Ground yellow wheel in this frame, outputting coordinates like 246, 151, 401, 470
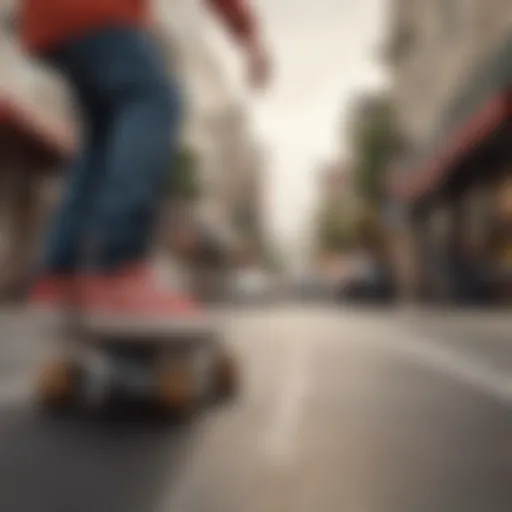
157, 359, 196, 418
214, 351, 238, 399
36, 359, 76, 412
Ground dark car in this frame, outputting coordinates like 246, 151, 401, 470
337, 261, 396, 304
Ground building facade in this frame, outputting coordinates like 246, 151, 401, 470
0, 1, 74, 299
386, 0, 512, 303
0, 0, 263, 296
154, 1, 268, 268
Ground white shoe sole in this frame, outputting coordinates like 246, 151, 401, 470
77, 311, 220, 343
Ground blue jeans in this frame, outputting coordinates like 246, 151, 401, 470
41, 27, 182, 274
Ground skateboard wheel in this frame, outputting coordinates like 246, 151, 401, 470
213, 351, 238, 399
157, 360, 196, 418
36, 359, 77, 411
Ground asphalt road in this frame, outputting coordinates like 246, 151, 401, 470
0, 305, 511, 512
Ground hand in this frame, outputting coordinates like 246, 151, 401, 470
245, 40, 271, 90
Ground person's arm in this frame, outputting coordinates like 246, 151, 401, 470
205, 0, 270, 88
205, 0, 258, 46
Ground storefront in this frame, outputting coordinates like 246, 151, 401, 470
493, 171, 512, 301
389, 36, 512, 303
0, 96, 72, 300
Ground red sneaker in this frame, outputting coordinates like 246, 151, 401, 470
78, 264, 211, 335
28, 275, 77, 311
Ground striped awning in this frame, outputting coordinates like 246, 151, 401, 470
388, 36, 512, 202
389, 90, 511, 201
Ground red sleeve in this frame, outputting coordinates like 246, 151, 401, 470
206, 0, 258, 43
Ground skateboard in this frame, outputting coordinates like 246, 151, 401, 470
34, 312, 238, 418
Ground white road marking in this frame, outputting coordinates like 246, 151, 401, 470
263, 335, 311, 467
157, 310, 316, 511
375, 331, 512, 405
155, 308, 512, 511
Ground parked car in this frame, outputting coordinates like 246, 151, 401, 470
337, 259, 396, 304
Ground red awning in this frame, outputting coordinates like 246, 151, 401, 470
0, 96, 74, 167
389, 89, 511, 202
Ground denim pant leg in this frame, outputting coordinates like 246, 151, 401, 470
88, 32, 182, 270
41, 27, 181, 274
41, 73, 109, 275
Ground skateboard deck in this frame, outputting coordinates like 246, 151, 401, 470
59, 307, 221, 348
35, 310, 237, 416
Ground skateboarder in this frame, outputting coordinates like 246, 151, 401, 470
20, 0, 270, 319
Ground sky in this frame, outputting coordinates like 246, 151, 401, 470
206, 0, 389, 268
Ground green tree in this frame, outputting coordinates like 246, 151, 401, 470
315, 203, 360, 254
168, 146, 201, 201
346, 94, 401, 258
350, 95, 398, 205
